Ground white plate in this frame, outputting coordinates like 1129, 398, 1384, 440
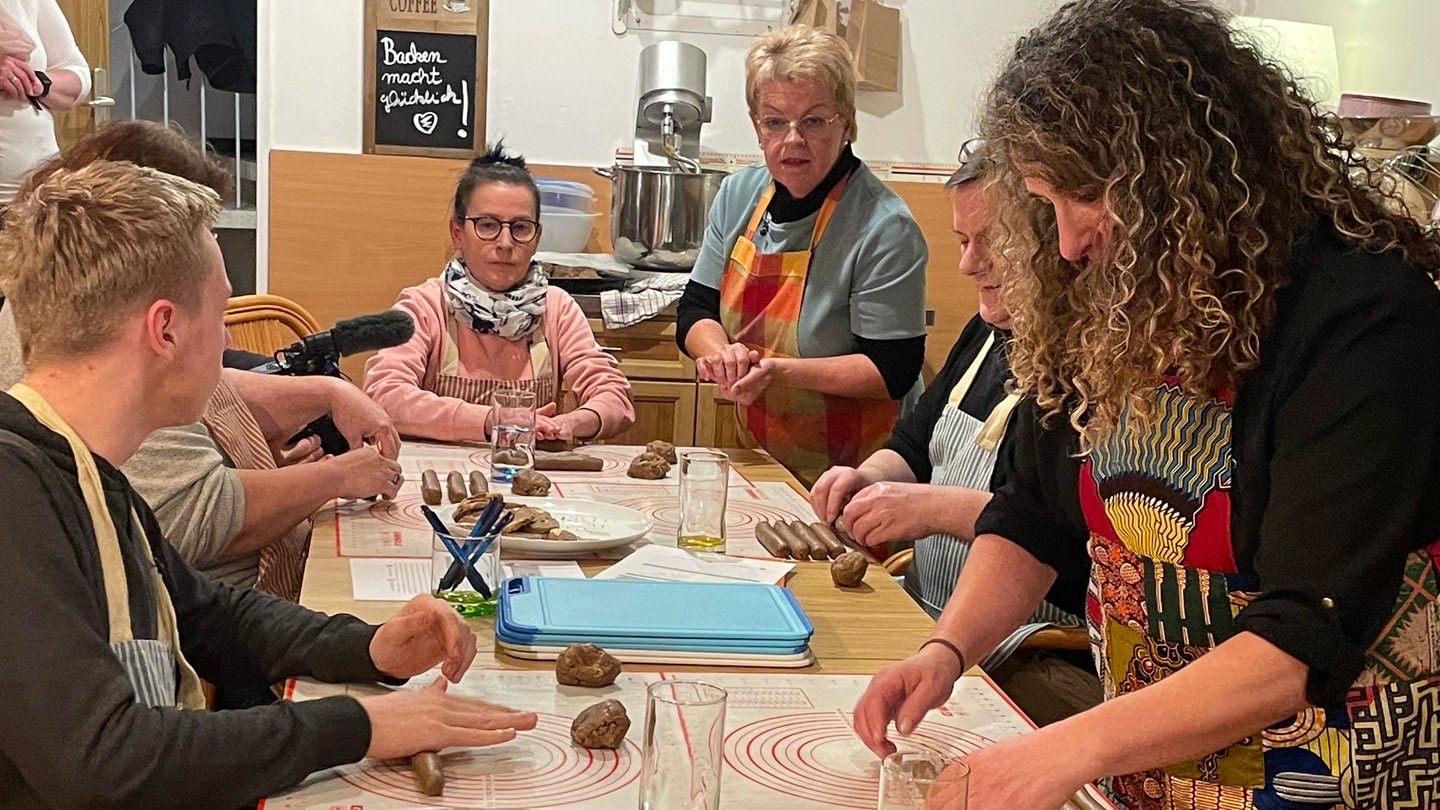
434, 497, 653, 556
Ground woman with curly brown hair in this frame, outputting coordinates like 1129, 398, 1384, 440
854, 1, 1440, 808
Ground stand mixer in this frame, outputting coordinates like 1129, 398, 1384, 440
596, 40, 726, 270
633, 41, 712, 173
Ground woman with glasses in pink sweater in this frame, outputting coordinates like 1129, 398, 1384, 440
363, 144, 634, 443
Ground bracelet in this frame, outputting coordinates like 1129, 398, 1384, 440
919, 637, 966, 674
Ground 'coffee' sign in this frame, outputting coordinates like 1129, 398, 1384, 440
364, 0, 489, 158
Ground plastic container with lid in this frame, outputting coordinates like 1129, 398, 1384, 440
534, 177, 595, 213
538, 209, 600, 252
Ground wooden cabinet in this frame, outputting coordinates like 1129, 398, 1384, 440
695, 383, 745, 449
589, 317, 752, 449
606, 380, 698, 446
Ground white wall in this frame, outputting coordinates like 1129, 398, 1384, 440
262, 1, 1059, 165
255, 0, 1440, 285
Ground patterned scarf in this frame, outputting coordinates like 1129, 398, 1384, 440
442, 256, 548, 340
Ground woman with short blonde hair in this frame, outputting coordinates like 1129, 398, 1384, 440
677, 24, 928, 485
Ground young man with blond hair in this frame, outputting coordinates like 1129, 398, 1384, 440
0, 161, 535, 808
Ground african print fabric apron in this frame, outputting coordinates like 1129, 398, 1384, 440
430, 309, 556, 413
202, 378, 310, 602
718, 176, 896, 486
8, 384, 207, 710
1081, 381, 1440, 809
905, 331, 1079, 669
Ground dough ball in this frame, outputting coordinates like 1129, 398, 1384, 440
645, 440, 678, 464
627, 451, 671, 480
556, 642, 622, 687
830, 551, 868, 587
511, 469, 552, 497
570, 699, 630, 749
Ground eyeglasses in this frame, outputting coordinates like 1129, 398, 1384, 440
753, 112, 843, 140
461, 216, 540, 243
947, 138, 988, 188
957, 138, 984, 166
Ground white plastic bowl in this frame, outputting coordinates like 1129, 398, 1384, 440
535, 178, 595, 212
538, 209, 600, 253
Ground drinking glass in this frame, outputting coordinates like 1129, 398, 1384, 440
489, 388, 537, 483
878, 752, 968, 809
676, 451, 729, 552
430, 526, 502, 617
638, 680, 727, 810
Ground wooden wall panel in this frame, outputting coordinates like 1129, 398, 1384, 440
268, 150, 975, 381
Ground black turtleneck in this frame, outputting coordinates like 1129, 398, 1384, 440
676, 143, 924, 401
766, 143, 861, 224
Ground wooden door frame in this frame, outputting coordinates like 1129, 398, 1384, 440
52, 0, 110, 148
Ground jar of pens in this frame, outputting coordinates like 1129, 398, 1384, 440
422, 499, 512, 617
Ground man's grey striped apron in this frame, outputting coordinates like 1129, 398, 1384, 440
903, 331, 1081, 670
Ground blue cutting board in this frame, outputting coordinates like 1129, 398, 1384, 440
494, 623, 811, 654
496, 576, 813, 643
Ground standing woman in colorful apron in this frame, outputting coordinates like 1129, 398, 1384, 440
676, 24, 928, 486
852, 2, 1440, 809
811, 141, 1096, 726
365, 143, 635, 443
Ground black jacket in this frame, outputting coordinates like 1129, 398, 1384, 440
0, 393, 385, 808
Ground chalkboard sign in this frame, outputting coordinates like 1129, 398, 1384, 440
374, 30, 476, 151
364, 0, 488, 158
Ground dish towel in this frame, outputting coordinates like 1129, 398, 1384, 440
600, 273, 691, 329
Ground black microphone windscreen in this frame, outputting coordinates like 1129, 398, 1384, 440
330, 311, 416, 356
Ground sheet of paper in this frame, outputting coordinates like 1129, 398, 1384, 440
594, 544, 794, 584
349, 558, 430, 601
502, 560, 586, 579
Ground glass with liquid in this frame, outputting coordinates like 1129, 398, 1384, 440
878, 752, 968, 809
676, 450, 729, 552
489, 388, 536, 483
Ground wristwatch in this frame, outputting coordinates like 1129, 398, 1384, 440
26, 70, 52, 111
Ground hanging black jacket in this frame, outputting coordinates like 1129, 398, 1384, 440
124, 0, 257, 94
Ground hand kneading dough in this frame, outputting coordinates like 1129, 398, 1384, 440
511, 469, 552, 496
555, 643, 622, 687
571, 699, 630, 749
645, 439, 678, 464
627, 451, 671, 479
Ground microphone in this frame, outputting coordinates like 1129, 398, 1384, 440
251, 310, 414, 457
254, 311, 415, 377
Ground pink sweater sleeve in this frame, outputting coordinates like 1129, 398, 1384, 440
361, 281, 493, 442
544, 289, 636, 438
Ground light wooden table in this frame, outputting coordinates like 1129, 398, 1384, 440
299, 448, 938, 675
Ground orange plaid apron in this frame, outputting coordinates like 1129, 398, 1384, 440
719, 177, 897, 485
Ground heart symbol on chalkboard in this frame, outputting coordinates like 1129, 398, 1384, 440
413, 112, 439, 135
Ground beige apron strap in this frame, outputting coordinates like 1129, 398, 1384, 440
946, 331, 996, 409
975, 392, 1022, 453
8, 383, 205, 709
439, 308, 463, 379
940, 332, 1019, 453
529, 326, 552, 382
130, 507, 207, 709
8, 383, 134, 643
